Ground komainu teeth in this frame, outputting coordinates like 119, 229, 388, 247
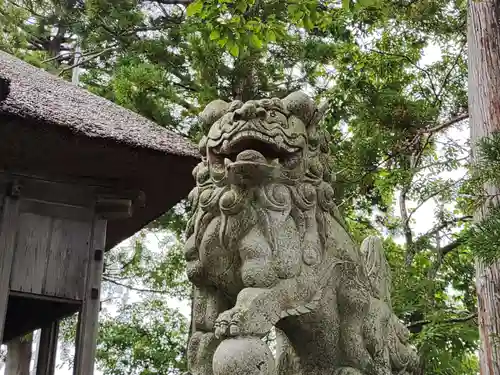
212, 127, 302, 157
271, 158, 280, 165
224, 158, 232, 167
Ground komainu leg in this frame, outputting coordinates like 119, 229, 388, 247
213, 274, 318, 339
211, 277, 315, 375
186, 287, 230, 375
275, 328, 302, 375
187, 332, 219, 375
336, 263, 378, 374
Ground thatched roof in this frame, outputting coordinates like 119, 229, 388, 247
0, 50, 198, 158
0, 51, 200, 249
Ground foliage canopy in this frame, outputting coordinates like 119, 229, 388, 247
0, 0, 481, 373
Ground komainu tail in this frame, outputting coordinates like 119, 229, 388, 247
360, 236, 392, 308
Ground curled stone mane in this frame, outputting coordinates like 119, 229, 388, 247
183, 91, 419, 375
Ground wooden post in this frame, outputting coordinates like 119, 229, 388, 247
36, 322, 59, 375
5, 334, 32, 375
73, 219, 106, 375
0, 185, 21, 343
468, 0, 500, 374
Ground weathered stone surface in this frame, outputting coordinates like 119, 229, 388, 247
213, 337, 276, 375
184, 91, 419, 375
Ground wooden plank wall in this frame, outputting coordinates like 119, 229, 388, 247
10, 212, 92, 300
9, 178, 94, 301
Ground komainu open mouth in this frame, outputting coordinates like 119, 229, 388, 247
210, 130, 302, 170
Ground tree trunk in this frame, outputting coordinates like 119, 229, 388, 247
231, 54, 259, 102
5, 335, 33, 375
468, 0, 500, 374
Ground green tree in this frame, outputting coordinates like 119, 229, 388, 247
467, 0, 500, 372
96, 299, 188, 375
0, 0, 480, 373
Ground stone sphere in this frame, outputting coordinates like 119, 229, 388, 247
213, 337, 276, 375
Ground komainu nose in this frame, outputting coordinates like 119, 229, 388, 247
233, 102, 260, 121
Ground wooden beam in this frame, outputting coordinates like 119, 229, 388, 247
8, 291, 81, 305
95, 198, 133, 220
73, 219, 106, 375
0, 190, 21, 343
36, 321, 59, 375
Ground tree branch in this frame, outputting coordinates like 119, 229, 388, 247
367, 48, 440, 99
427, 236, 467, 278
413, 155, 469, 172
57, 47, 117, 76
43, 45, 117, 64
0, 7, 46, 48
423, 113, 469, 134
400, 186, 415, 266
409, 132, 431, 175
421, 215, 473, 240
435, 42, 467, 102
440, 238, 466, 256
407, 313, 477, 329
6, 0, 45, 18
407, 177, 465, 223
103, 276, 167, 294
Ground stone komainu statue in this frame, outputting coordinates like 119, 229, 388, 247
183, 91, 419, 375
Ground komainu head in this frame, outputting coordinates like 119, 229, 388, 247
197, 91, 332, 187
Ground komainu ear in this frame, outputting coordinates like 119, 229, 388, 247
309, 101, 328, 129
282, 91, 328, 129
282, 91, 317, 124
360, 236, 392, 307
199, 99, 230, 130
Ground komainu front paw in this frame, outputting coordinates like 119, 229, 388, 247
214, 305, 274, 339
214, 288, 280, 339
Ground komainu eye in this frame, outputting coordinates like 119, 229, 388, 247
270, 110, 276, 117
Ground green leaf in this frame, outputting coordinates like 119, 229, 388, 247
359, 0, 376, 6
229, 43, 240, 57
186, 0, 203, 17
342, 0, 350, 9
246, 20, 261, 31
288, 4, 299, 14
266, 29, 276, 42
304, 16, 314, 30
236, 0, 247, 13
218, 37, 228, 47
250, 34, 263, 49
210, 29, 220, 40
